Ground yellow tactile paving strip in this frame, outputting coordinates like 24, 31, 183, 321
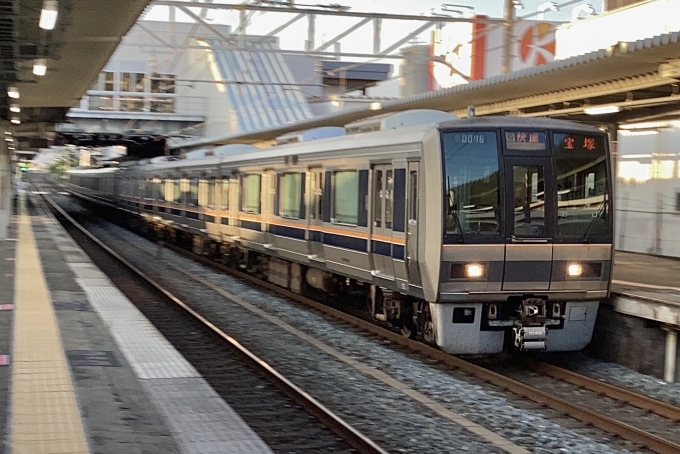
10, 211, 90, 454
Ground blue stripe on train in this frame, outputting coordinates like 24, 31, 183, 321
372, 240, 392, 256
241, 220, 261, 231
271, 224, 305, 240
392, 244, 405, 260
186, 211, 199, 220
310, 230, 322, 242
323, 232, 367, 252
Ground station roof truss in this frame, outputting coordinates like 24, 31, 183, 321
172, 30, 680, 151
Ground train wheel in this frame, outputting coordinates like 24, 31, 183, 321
400, 303, 417, 339
419, 302, 436, 344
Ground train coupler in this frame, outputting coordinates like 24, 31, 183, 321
513, 297, 548, 350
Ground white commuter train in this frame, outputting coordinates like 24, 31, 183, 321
68, 110, 613, 354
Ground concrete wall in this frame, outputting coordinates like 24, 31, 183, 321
587, 304, 680, 382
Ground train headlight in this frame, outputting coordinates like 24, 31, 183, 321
567, 263, 583, 277
465, 263, 485, 278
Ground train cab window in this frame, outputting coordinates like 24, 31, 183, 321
442, 131, 501, 240
310, 171, 323, 220
220, 179, 230, 210
278, 173, 302, 219
333, 170, 358, 225
554, 132, 611, 240
188, 177, 199, 207
241, 174, 261, 214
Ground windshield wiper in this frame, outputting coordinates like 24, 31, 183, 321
448, 207, 465, 243
581, 200, 607, 243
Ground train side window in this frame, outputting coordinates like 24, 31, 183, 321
207, 178, 215, 208
153, 178, 163, 201
374, 170, 383, 227
409, 170, 418, 223
242, 174, 261, 214
278, 173, 302, 219
188, 177, 199, 207
220, 179, 230, 210
310, 171, 323, 220
145, 178, 153, 200
172, 179, 181, 204
333, 170, 358, 225
385, 169, 393, 229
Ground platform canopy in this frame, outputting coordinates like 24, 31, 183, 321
0, 0, 152, 130
173, 30, 680, 150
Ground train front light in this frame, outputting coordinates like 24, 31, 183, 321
465, 263, 485, 278
567, 263, 583, 277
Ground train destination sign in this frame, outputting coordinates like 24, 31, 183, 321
554, 133, 605, 153
504, 131, 547, 151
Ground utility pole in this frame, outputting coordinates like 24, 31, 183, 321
502, 0, 515, 74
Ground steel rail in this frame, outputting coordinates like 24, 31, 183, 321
155, 244, 680, 454
56, 185, 680, 454
38, 190, 389, 454
531, 361, 680, 422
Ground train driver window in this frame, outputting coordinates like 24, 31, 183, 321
279, 173, 302, 219
333, 170, 358, 225
242, 174, 261, 214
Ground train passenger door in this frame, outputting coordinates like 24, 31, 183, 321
406, 162, 421, 286
502, 158, 554, 290
371, 165, 395, 280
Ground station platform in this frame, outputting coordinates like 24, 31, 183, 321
1, 195, 274, 454
611, 251, 680, 327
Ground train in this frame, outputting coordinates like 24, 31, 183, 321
67, 109, 613, 354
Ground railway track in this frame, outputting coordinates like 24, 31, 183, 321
41, 184, 680, 454
33, 189, 386, 454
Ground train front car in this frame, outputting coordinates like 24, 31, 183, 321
428, 118, 612, 354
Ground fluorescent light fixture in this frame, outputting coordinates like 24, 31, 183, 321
620, 121, 669, 130
7, 86, 19, 99
33, 58, 47, 76
369, 102, 382, 111
11, 117, 20, 125
10, 104, 20, 113
619, 130, 659, 136
567, 263, 583, 277
3, 131, 10, 135
4, 137, 13, 142
584, 105, 620, 115
39, 0, 58, 30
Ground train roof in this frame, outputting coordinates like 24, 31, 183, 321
437, 116, 604, 133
